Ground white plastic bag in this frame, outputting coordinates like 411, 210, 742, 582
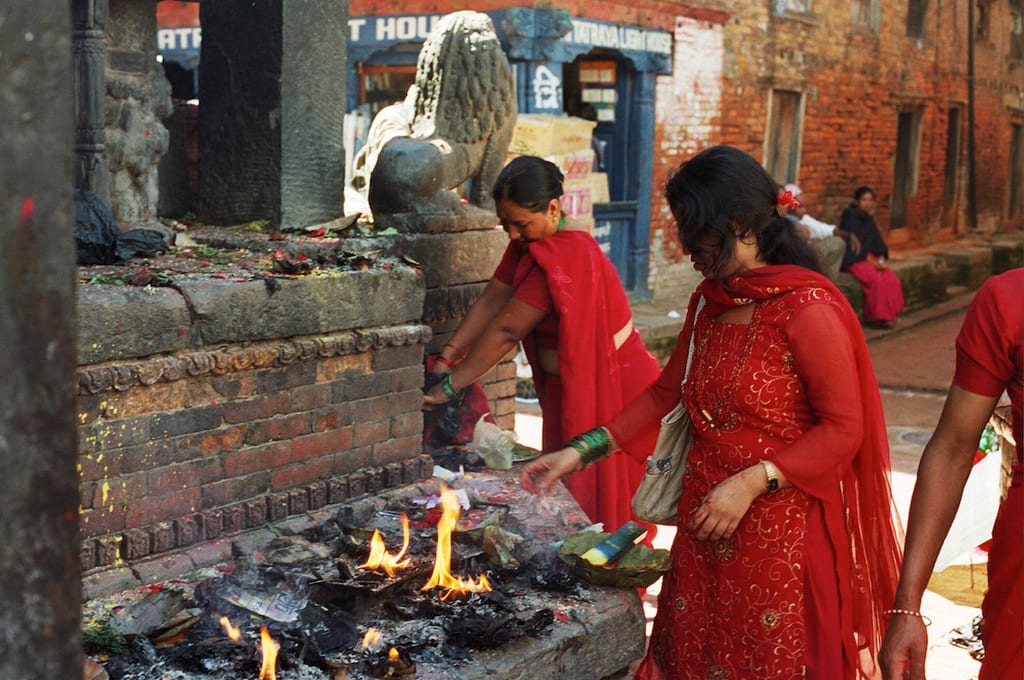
472, 415, 517, 470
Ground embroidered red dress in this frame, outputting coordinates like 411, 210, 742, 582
493, 230, 661, 532
609, 266, 902, 679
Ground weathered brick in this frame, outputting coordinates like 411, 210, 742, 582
245, 497, 268, 528
401, 457, 422, 484
175, 515, 200, 546
390, 364, 425, 393
199, 509, 224, 539
382, 462, 403, 488
202, 473, 271, 509
244, 413, 313, 446
372, 435, 422, 465
148, 459, 221, 496
96, 535, 123, 567
80, 538, 98, 571
89, 472, 147, 510
347, 472, 368, 499
121, 528, 151, 561
353, 420, 389, 447
417, 454, 435, 480
222, 505, 245, 534
223, 441, 291, 477
372, 344, 422, 372
331, 372, 391, 402
327, 477, 350, 504
271, 457, 334, 491
292, 429, 352, 463
151, 404, 224, 439
124, 488, 201, 529
308, 480, 328, 510
150, 522, 176, 553
315, 353, 372, 383
289, 488, 309, 515
268, 491, 291, 521
80, 506, 127, 539
390, 411, 422, 439
256, 363, 318, 394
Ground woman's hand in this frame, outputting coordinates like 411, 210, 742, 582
879, 615, 928, 679
519, 447, 583, 496
422, 387, 449, 410
686, 467, 762, 541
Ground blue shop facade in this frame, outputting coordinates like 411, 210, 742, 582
347, 9, 672, 300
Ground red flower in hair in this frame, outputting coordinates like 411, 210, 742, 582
777, 190, 801, 210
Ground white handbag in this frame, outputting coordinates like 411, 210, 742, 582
630, 296, 704, 525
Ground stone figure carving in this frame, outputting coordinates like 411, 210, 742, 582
366, 11, 518, 226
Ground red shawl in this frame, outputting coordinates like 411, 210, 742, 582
521, 230, 660, 529
698, 265, 903, 678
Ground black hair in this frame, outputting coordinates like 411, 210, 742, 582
492, 155, 564, 213
664, 145, 823, 277
853, 186, 875, 201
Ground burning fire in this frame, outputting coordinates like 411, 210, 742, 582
259, 625, 279, 680
219, 616, 242, 641
361, 627, 382, 651
359, 513, 411, 577
218, 617, 279, 680
421, 485, 492, 600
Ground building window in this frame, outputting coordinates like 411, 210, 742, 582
765, 90, 804, 185
892, 108, 924, 229
976, 0, 991, 40
1011, 1, 1024, 60
773, 0, 811, 15
851, 0, 880, 35
906, 0, 928, 39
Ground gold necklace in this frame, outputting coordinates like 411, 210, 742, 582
695, 302, 761, 430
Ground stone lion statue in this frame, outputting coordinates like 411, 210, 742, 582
366, 11, 517, 227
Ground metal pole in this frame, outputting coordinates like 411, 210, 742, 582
967, 0, 977, 231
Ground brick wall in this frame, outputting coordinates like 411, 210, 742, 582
646, 0, 1022, 301
76, 325, 433, 572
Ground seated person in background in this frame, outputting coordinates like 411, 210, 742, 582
782, 183, 860, 281
839, 186, 905, 329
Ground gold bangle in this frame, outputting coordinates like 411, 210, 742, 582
883, 608, 932, 626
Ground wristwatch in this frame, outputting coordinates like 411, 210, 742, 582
761, 460, 780, 493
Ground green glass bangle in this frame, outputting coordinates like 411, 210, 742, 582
439, 374, 463, 401
568, 427, 611, 468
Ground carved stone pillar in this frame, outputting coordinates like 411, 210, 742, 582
72, 0, 111, 203
198, 0, 348, 231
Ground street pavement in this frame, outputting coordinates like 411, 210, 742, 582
513, 290, 987, 678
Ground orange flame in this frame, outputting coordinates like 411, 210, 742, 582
421, 485, 492, 600
359, 513, 411, 577
361, 627, 382, 651
388, 647, 400, 661
219, 616, 242, 641
259, 625, 279, 680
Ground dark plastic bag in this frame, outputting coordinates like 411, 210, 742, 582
74, 188, 168, 265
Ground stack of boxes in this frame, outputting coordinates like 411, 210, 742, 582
507, 113, 610, 232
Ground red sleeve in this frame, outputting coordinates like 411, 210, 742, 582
954, 275, 1019, 398
492, 242, 520, 286
512, 262, 552, 312
773, 301, 865, 491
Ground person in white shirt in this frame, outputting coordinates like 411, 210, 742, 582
782, 183, 860, 281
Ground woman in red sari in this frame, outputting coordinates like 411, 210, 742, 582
522, 146, 903, 679
423, 155, 661, 535
839, 186, 905, 329
880, 267, 1023, 680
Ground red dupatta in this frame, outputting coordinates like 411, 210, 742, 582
697, 264, 903, 679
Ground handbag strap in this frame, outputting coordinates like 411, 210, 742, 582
682, 294, 705, 385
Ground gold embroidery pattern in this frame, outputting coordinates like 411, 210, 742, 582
761, 609, 781, 631
712, 538, 735, 561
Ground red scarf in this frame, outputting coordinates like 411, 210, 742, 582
686, 265, 903, 678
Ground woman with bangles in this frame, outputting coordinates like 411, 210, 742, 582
423, 154, 661, 538
521, 146, 903, 679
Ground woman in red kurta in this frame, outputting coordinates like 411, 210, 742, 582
522, 146, 902, 679
880, 267, 1023, 679
424, 155, 661, 533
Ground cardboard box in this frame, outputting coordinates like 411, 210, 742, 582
509, 114, 597, 156
544, 149, 595, 180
